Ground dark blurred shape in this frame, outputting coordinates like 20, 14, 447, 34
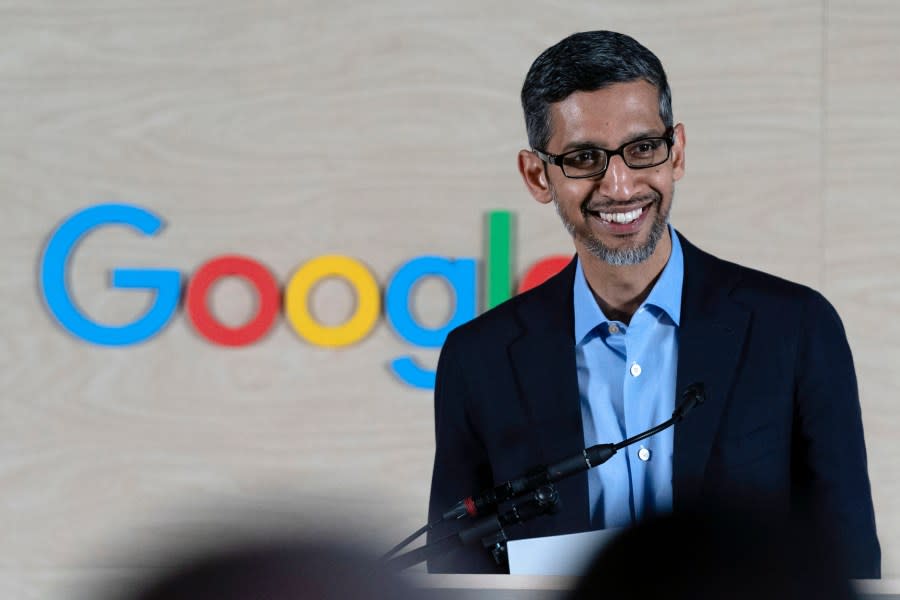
113, 539, 412, 600
570, 510, 859, 600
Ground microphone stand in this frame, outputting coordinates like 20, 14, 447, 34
383, 382, 706, 570
444, 382, 706, 520
385, 485, 560, 571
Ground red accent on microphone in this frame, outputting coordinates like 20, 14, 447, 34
464, 497, 478, 517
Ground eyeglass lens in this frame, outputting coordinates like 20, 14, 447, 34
561, 137, 670, 177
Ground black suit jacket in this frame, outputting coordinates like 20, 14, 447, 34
427, 233, 880, 577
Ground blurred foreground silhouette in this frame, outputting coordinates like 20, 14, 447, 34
570, 510, 859, 600
108, 538, 413, 600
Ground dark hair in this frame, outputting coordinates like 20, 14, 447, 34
521, 31, 673, 150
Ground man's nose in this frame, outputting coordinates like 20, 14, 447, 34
598, 155, 637, 200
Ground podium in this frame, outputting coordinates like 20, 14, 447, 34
403, 575, 900, 600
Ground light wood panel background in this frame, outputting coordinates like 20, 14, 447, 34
1, 1, 898, 597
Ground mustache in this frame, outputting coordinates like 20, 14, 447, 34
581, 192, 660, 215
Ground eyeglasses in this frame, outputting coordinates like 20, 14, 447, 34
533, 127, 675, 179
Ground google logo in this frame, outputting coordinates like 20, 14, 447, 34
39, 204, 569, 389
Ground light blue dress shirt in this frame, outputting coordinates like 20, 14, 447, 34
574, 226, 684, 529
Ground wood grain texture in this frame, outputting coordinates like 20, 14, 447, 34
0, 1, 896, 596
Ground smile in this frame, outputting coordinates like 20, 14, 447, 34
596, 207, 644, 225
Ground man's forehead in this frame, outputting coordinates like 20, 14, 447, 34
547, 81, 664, 148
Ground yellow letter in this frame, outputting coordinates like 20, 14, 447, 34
285, 255, 380, 347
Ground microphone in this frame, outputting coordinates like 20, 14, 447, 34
673, 381, 705, 422
442, 382, 706, 521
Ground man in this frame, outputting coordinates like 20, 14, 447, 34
427, 31, 879, 576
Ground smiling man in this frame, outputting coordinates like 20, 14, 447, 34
427, 31, 879, 578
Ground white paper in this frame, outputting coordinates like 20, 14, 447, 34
507, 528, 622, 576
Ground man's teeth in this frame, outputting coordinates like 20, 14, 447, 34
597, 207, 643, 224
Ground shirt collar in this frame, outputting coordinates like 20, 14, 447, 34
573, 224, 684, 344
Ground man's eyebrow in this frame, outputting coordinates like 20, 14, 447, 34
560, 129, 666, 153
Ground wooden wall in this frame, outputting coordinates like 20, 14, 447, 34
2, 1, 898, 596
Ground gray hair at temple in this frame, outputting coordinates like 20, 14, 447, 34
521, 31, 673, 151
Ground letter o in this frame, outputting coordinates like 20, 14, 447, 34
285, 255, 380, 347
185, 255, 281, 346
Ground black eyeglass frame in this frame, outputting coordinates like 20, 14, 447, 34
532, 127, 676, 179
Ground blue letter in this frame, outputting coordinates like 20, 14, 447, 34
40, 204, 181, 345
385, 256, 477, 389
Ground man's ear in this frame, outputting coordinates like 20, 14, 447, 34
671, 123, 686, 182
518, 149, 553, 205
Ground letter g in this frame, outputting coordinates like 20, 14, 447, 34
40, 203, 181, 345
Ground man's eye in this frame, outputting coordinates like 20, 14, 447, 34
627, 139, 662, 158
564, 150, 602, 168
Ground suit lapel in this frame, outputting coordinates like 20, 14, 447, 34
507, 258, 590, 533
673, 235, 751, 509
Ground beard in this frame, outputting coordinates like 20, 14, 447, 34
552, 188, 671, 266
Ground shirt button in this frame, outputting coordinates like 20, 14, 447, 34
630, 362, 642, 377
638, 447, 651, 462
608, 323, 620, 334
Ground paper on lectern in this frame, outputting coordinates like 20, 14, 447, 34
507, 528, 622, 576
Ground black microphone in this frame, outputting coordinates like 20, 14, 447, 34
443, 382, 706, 520
386, 485, 561, 571
673, 381, 705, 422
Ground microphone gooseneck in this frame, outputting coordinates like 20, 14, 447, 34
384, 382, 707, 569
443, 381, 707, 520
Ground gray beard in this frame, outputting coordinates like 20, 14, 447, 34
552, 189, 670, 266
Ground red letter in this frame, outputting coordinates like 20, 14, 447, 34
517, 256, 571, 293
186, 255, 280, 346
